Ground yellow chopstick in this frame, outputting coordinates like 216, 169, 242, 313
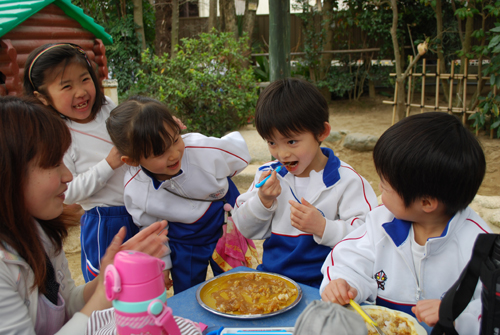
349, 299, 378, 327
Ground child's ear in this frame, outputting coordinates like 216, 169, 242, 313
317, 122, 332, 142
33, 91, 50, 106
420, 197, 439, 213
121, 156, 139, 167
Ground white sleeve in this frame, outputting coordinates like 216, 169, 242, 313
123, 190, 172, 270
232, 169, 275, 240
56, 250, 86, 317
184, 132, 250, 179
55, 313, 89, 335
0, 261, 36, 334
315, 170, 378, 247
319, 222, 379, 304
63, 151, 115, 205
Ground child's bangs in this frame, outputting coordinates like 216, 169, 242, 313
132, 116, 180, 160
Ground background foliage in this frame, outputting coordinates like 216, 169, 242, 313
127, 31, 259, 137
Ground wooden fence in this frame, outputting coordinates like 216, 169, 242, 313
382, 56, 497, 138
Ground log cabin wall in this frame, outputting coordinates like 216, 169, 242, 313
0, 4, 108, 96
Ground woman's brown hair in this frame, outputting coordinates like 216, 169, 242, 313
0, 96, 72, 292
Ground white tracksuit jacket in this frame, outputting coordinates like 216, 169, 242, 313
232, 148, 378, 286
123, 131, 250, 269
320, 205, 491, 334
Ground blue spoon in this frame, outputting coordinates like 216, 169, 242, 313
255, 165, 282, 188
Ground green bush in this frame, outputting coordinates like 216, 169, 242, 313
469, 24, 500, 138
128, 31, 259, 137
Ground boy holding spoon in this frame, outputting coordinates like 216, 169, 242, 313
232, 78, 377, 288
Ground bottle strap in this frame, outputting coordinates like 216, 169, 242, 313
431, 233, 497, 335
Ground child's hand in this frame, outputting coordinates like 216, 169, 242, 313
257, 170, 281, 208
289, 198, 326, 237
163, 269, 173, 290
120, 220, 169, 258
321, 278, 358, 305
411, 299, 440, 327
106, 146, 125, 170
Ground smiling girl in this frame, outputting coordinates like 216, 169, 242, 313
23, 43, 139, 283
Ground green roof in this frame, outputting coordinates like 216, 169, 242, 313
0, 0, 113, 44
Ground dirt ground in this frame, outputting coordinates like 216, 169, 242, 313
64, 95, 500, 293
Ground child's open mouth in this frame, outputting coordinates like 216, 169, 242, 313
74, 101, 88, 110
283, 161, 298, 169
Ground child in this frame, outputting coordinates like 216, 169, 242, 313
232, 78, 378, 288
320, 112, 490, 334
0, 96, 168, 334
106, 96, 251, 293
23, 43, 139, 282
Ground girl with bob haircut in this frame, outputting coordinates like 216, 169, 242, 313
0, 96, 168, 335
106, 96, 250, 294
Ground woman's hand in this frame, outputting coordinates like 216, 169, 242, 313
121, 220, 169, 258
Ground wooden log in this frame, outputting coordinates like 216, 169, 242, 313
406, 56, 413, 117
448, 62, 455, 114
462, 61, 468, 124
392, 82, 398, 125
435, 59, 440, 113
421, 59, 426, 114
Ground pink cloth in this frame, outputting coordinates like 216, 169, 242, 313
212, 216, 260, 271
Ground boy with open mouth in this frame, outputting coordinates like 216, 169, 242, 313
232, 78, 378, 288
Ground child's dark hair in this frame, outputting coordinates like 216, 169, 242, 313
255, 78, 329, 140
373, 112, 485, 216
0, 96, 72, 292
23, 43, 106, 121
106, 96, 181, 162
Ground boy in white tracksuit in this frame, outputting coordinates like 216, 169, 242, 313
320, 112, 489, 334
232, 78, 377, 288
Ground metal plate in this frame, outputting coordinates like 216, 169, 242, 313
196, 271, 303, 319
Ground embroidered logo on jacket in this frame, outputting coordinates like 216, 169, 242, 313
375, 270, 387, 290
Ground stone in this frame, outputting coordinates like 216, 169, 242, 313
325, 131, 342, 143
343, 133, 379, 152
487, 210, 500, 228
472, 195, 500, 209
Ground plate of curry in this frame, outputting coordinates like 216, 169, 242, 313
196, 271, 302, 319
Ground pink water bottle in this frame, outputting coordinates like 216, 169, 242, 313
104, 250, 180, 335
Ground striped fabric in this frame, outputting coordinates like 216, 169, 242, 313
85, 308, 203, 335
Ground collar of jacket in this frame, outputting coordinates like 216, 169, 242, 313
264, 147, 341, 188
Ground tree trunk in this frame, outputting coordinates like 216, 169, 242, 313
208, 0, 218, 31
220, 0, 238, 38
434, 0, 450, 103
242, 0, 259, 45
469, 13, 486, 110
320, 0, 334, 81
389, 0, 406, 120
120, 0, 126, 19
451, 0, 464, 44
154, 0, 172, 56
133, 0, 147, 51
171, 0, 179, 58
456, 13, 474, 107
269, 0, 291, 81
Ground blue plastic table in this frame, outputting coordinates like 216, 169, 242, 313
167, 267, 320, 331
